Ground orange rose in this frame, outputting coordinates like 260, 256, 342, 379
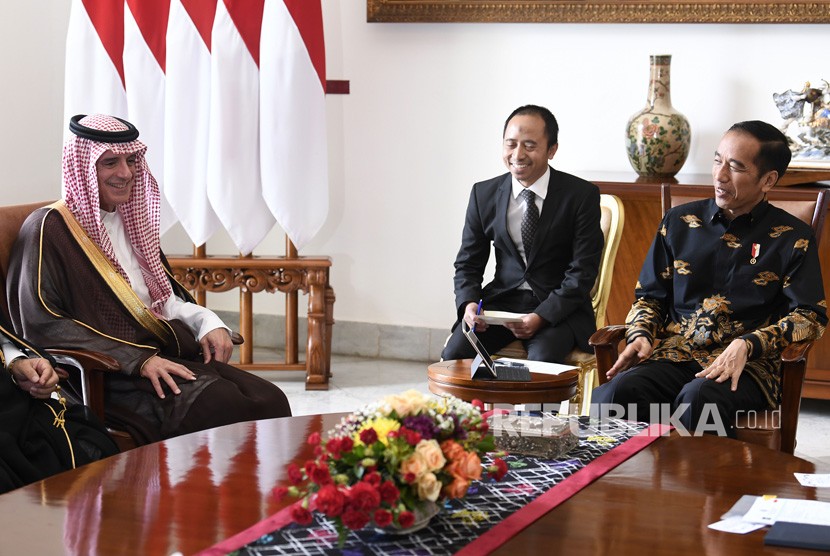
415, 440, 446, 472
455, 451, 482, 481
400, 452, 428, 479
440, 439, 464, 461
443, 476, 470, 499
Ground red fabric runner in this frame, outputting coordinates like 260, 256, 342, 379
197, 423, 670, 556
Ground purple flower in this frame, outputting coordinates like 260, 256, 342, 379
401, 415, 439, 439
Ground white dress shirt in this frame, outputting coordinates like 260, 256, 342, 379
100, 210, 227, 340
1, 333, 26, 368
508, 166, 549, 289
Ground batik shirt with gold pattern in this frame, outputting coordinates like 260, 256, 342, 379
626, 199, 827, 408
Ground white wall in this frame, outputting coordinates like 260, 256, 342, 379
2, 1, 828, 330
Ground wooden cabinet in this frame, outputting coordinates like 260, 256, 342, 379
586, 172, 830, 400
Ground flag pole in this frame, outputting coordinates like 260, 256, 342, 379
286, 237, 299, 365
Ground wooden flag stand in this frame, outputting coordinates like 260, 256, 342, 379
168, 238, 334, 390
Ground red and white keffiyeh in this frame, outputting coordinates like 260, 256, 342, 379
62, 114, 173, 313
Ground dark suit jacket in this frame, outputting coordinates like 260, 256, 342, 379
451, 167, 603, 350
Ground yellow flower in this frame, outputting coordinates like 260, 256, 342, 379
354, 417, 400, 446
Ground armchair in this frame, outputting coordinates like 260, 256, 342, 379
590, 184, 828, 454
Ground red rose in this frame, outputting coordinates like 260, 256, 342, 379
378, 480, 400, 503
304, 461, 316, 477
307, 432, 321, 446
326, 437, 342, 458
397, 511, 415, 529
339, 436, 354, 452
341, 509, 370, 530
489, 458, 508, 481
347, 482, 381, 511
401, 428, 421, 446
471, 399, 484, 411
360, 428, 378, 445
403, 472, 416, 484
310, 462, 332, 486
373, 509, 393, 528
271, 486, 289, 501
315, 484, 346, 517
291, 505, 313, 525
363, 471, 381, 487
287, 463, 303, 485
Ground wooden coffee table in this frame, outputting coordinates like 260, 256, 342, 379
0, 413, 827, 554
427, 359, 579, 405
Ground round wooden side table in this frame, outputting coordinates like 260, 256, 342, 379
427, 359, 579, 405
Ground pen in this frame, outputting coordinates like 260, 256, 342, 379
472, 299, 483, 333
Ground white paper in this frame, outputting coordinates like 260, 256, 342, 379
479, 310, 525, 325
742, 497, 830, 526
708, 516, 766, 534
795, 473, 830, 488
496, 357, 578, 375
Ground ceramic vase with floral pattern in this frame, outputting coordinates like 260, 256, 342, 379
625, 54, 691, 178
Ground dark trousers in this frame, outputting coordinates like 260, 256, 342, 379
441, 290, 577, 363
590, 359, 768, 437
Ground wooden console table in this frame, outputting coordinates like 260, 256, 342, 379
168, 240, 334, 390
586, 171, 830, 400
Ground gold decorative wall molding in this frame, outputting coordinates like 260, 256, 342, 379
367, 1, 830, 24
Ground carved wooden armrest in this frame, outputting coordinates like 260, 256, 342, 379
588, 325, 627, 385
47, 348, 120, 372
780, 340, 812, 364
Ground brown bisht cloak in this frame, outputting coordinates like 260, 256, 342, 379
7, 203, 290, 445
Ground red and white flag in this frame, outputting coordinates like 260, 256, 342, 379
164, 0, 221, 246
123, 0, 176, 233
260, 0, 328, 251
64, 0, 128, 138
207, 0, 275, 255
65, 0, 329, 253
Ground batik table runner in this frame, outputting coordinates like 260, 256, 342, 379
202, 418, 666, 556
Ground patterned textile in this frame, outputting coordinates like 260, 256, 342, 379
62, 114, 173, 313
626, 198, 827, 407
519, 188, 539, 257
232, 417, 648, 556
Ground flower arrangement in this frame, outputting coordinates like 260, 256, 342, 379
274, 390, 508, 545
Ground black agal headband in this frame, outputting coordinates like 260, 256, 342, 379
69, 114, 140, 143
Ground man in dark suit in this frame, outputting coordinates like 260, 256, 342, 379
442, 105, 603, 362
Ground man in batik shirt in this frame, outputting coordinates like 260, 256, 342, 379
592, 120, 826, 436
7, 114, 291, 444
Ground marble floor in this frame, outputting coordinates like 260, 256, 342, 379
254, 354, 830, 468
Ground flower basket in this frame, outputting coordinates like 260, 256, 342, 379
274, 390, 508, 546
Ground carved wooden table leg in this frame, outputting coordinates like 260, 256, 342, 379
305, 269, 328, 389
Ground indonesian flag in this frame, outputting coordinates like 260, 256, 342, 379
123, 0, 177, 234
206, 0, 275, 255
260, 0, 328, 251
64, 0, 128, 136
65, 0, 330, 253
165, 0, 221, 246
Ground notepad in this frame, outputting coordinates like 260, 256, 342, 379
764, 521, 830, 551
479, 310, 525, 325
